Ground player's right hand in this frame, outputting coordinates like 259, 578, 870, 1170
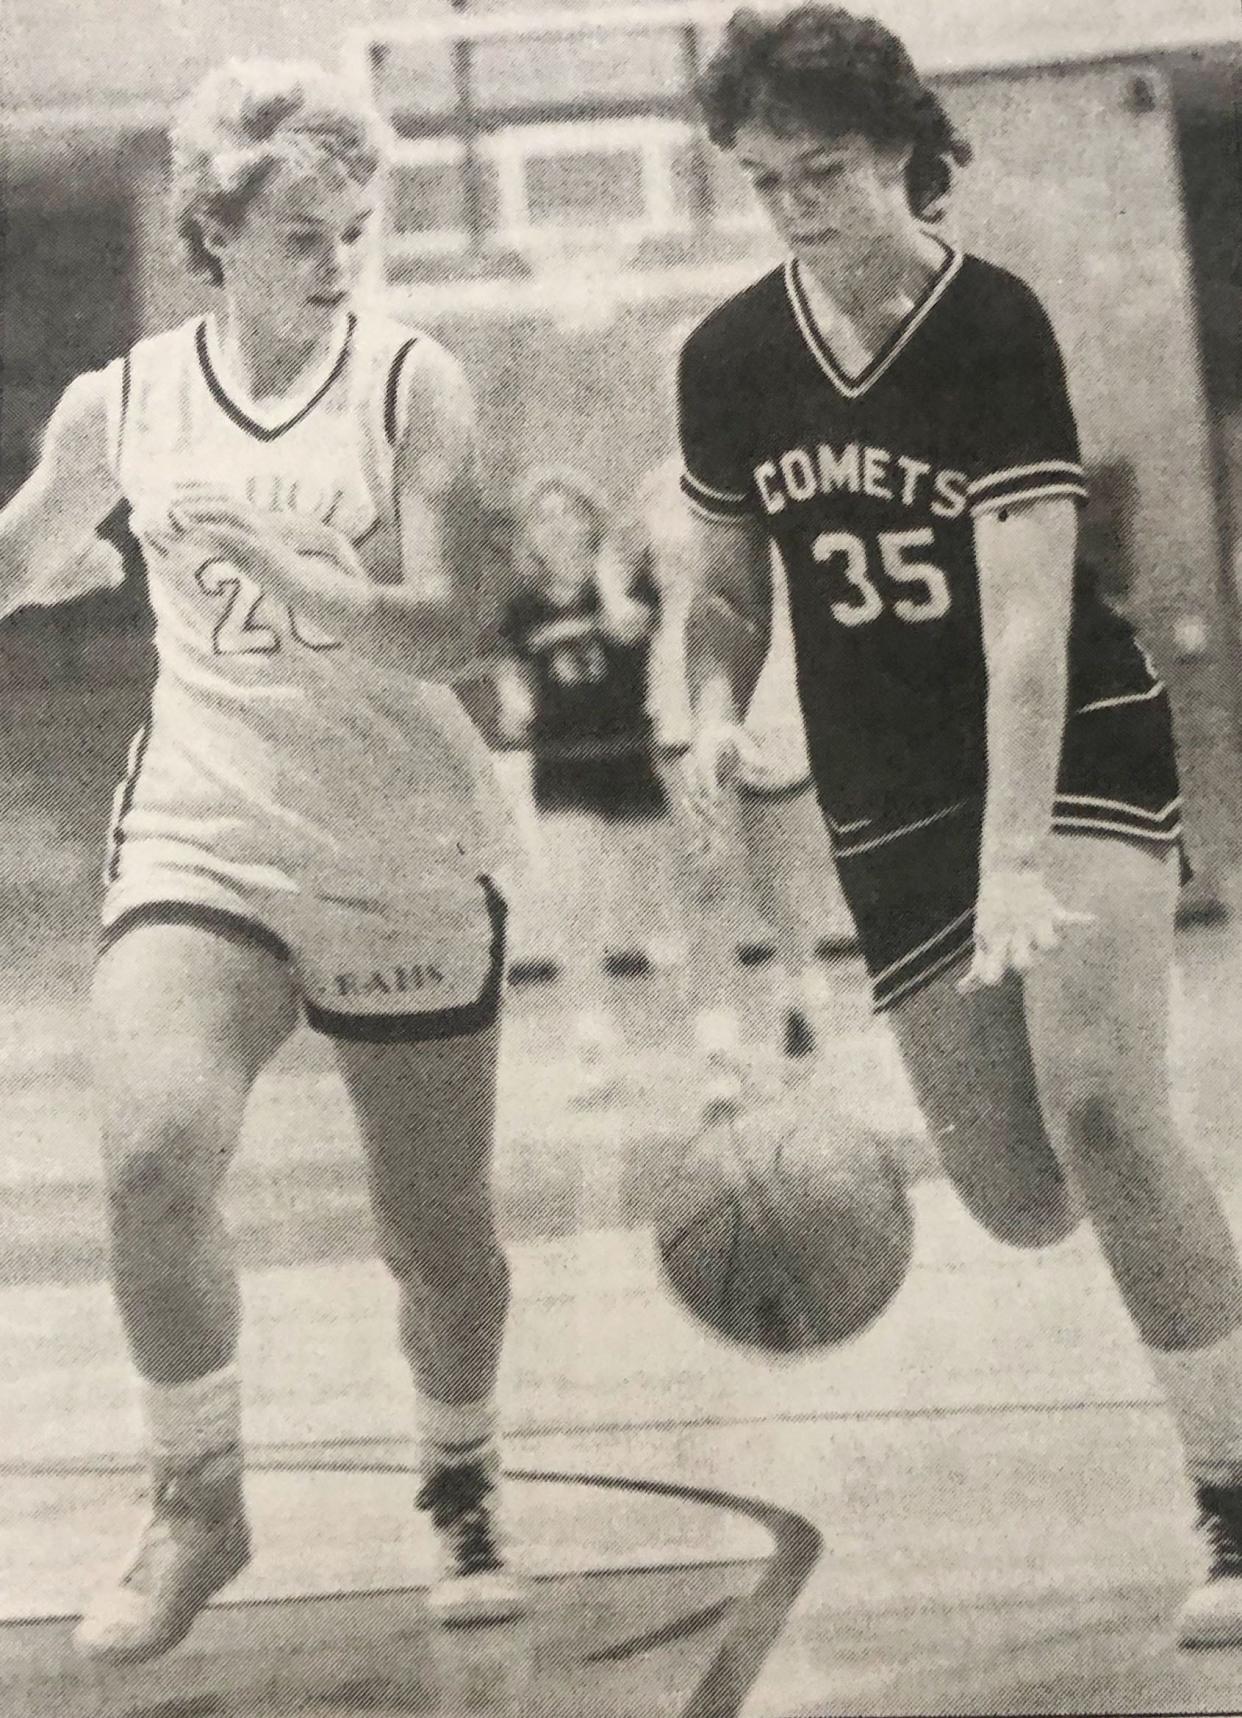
681, 720, 761, 857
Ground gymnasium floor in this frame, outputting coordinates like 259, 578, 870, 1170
2, 876, 1242, 1716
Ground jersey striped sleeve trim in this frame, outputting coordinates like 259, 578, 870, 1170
384, 336, 421, 446
679, 467, 753, 522
1053, 792, 1182, 840
968, 460, 1088, 517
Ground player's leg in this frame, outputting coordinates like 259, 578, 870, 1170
887, 966, 1080, 1249
611, 802, 684, 970
655, 749, 748, 1100
76, 910, 298, 1664
553, 810, 632, 1106
836, 798, 1077, 1248
320, 880, 524, 1624
1023, 835, 1242, 1642
736, 781, 851, 1065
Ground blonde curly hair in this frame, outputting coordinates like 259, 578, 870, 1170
513, 466, 611, 585
170, 59, 391, 285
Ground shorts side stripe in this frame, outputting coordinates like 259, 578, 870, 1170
870, 906, 974, 986
876, 932, 975, 1012
834, 800, 968, 858
384, 337, 420, 446
114, 352, 131, 476
105, 723, 151, 884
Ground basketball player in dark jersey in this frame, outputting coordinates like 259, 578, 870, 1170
678, 3, 1242, 1645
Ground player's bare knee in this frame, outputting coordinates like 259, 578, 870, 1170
998, 1193, 1079, 1249
1062, 1088, 1133, 1163
103, 1110, 231, 1218
960, 1180, 1077, 1250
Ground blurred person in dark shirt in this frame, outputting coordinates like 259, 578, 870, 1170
499, 467, 683, 1103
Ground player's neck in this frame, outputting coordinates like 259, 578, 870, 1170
800, 226, 945, 353
212, 303, 347, 406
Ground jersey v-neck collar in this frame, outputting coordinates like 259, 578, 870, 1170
197, 312, 356, 440
784, 238, 962, 400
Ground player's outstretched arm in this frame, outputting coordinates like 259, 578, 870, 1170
964, 495, 1093, 987
0, 372, 121, 619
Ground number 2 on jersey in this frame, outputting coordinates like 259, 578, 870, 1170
196, 560, 340, 655
814, 528, 950, 626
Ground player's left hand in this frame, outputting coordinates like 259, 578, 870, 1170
959, 867, 1095, 991
169, 483, 267, 553
170, 483, 356, 576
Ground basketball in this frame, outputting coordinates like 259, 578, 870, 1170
654, 1100, 914, 1355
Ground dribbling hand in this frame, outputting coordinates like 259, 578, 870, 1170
959, 866, 1095, 992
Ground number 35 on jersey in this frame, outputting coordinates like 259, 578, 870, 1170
813, 527, 950, 626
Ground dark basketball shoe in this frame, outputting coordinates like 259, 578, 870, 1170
1179, 1483, 1242, 1646
74, 1449, 250, 1664
417, 1457, 529, 1625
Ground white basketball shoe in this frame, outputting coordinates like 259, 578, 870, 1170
74, 1449, 250, 1665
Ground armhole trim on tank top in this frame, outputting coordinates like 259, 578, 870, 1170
384, 337, 421, 447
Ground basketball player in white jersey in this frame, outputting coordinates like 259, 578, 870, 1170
0, 60, 527, 1657
638, 455, 847, 1097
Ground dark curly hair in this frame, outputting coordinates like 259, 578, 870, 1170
698, 5, 972, 220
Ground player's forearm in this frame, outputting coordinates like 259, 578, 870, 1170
232, 533, 486, 680
0, 373, 120, 618
976, 499, 1076, 875
0, 520, 43, 618
0, 506, 89, 619
980, 626, 1069, 874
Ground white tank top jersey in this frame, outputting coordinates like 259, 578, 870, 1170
103, 311, 513, 896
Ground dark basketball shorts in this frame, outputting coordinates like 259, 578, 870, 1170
532, 745, 666, 822
100, 853, 507, 1044
826, 687, 1184, 1013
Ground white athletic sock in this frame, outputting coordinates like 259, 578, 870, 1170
1148, 1324, 1242, 1490
416, 1393, 499, 1474
141, 1364, 242, 1471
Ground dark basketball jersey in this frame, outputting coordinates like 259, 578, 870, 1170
678, 243, 1157, 827
502, 569, 658, 754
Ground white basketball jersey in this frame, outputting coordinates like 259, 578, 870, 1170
104, 312, 509, 893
